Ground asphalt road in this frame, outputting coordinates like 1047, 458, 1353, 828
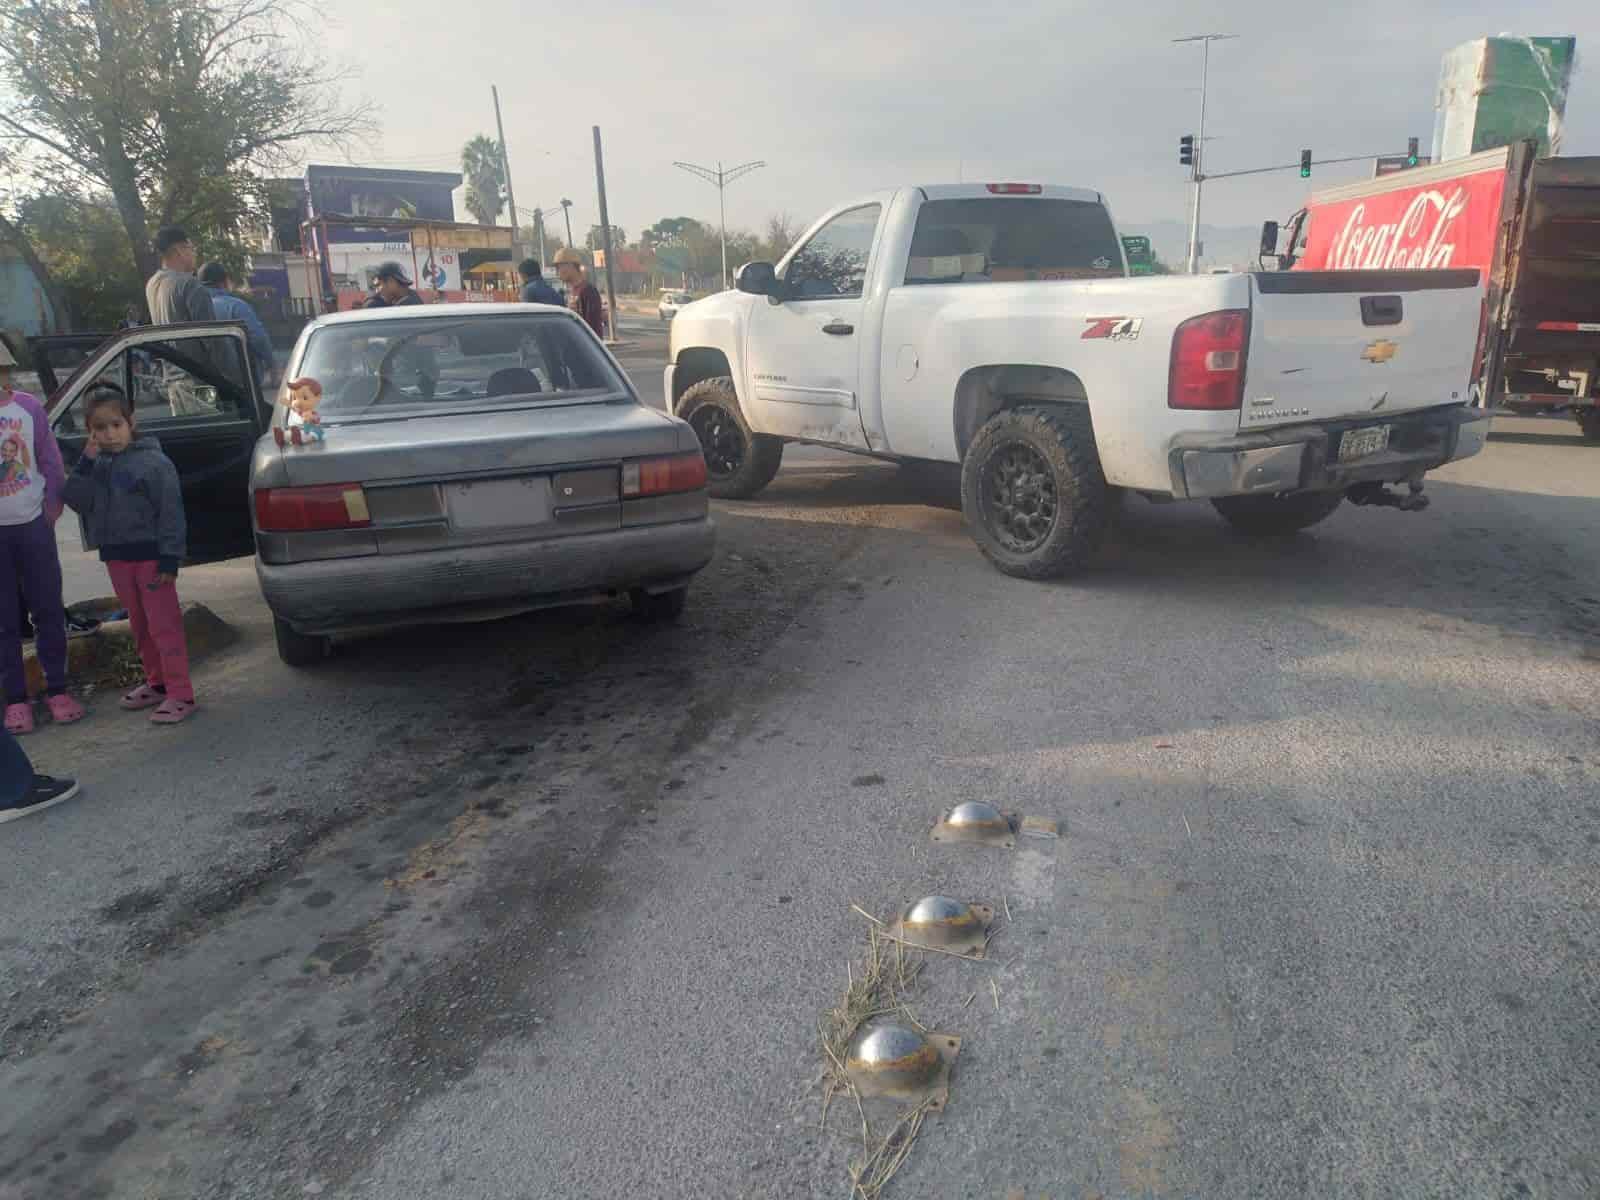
3, 335, 1597, 1199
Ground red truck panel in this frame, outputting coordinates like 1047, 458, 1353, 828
1297, 165, 1508, 272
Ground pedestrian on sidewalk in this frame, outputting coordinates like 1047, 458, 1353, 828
554, 249, 606, 338
0, 726, 78, 823
199, 263, 276, 393
0, 338, 84, 735
518, 257, 563, 307
63, 385, 196, 724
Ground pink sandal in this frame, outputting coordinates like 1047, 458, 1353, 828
4, 701, 34, 736
150, 698, 197, 725
121, 684, 165, 711
45, 693, 85, 725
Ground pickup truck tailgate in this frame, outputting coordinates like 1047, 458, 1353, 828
1243, 269, 1481, 431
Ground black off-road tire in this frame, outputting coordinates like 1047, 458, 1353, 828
274, 616, 330, 668
960, 404, 1109, 579
1211, 490, 1345, 536
1575, 408, 1600, 442
630, 586, 689, 622
677, 377, 784, 499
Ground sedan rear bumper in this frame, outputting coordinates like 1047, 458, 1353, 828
258, 517, 715, 635
1169, 404, 1490, 499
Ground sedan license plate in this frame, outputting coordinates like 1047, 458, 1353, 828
447, 477, 551, 530
1338, 425, 1391, 463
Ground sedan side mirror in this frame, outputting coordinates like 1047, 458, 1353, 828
735, 261, 776, 296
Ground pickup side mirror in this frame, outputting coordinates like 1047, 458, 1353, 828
1259, 220, 1280, 257
735, 261, 776, 296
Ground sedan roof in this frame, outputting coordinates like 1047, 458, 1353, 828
311, 301, 573, 328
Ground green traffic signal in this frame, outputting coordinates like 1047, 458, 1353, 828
1300, 149, 1312, 178
1406, 137, 1420, 167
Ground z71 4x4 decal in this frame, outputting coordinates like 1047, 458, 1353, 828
1081, 317, 1143, 341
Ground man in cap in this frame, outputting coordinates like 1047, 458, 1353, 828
518, 257, 563, 307
362, 262, 434, 398
199, 263, 275, 392
364, 261, 425, 309
553, 248, 605, 338
145, 226, 226, 415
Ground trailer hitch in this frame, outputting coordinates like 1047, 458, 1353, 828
1347, 481, 1430, 512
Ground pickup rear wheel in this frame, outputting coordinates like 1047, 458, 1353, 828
1211, 490, 1345, 536
1575, 409, 1600, 442
678, 376, 784, 499
961, 404, 1108, 579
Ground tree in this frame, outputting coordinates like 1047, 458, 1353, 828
0, 0, 372, 299
760, 212, 800, 262
461, 134, 506, 226
585, 224, 627, 251
640, 217, 703, 251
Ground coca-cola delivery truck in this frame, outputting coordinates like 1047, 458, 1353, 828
1260, 141, 1600, 441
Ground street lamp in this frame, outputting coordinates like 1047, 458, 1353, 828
1174, 33, 1238, 274
672, 159, 767, 290
560, 199, 574, 248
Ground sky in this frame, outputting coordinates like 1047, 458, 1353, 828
313, 0, 1598, 250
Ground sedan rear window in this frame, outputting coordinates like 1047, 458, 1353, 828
903, 198, 1125, 285
294, 313, 629, 424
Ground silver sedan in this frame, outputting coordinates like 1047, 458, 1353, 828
251, 303, 714, 665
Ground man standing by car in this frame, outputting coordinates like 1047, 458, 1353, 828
518, 257, 562, 307
199, 263, 275, 393
363, 262, 434, 398
364, 262, 424, 308
145, 226, 223, 415
554, 248, 605, 338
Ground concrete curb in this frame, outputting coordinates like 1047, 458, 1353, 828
24, 601, 239, 696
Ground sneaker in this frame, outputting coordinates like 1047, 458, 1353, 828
0, 775, 80, 824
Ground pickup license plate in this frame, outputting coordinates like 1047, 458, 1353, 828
1338, 425, 1391, 463
447, 477, 551, 530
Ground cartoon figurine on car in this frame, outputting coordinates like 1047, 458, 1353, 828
274, 377, 325, 447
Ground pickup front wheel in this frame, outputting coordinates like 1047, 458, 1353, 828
678, 377, 785, 499
961, 404, 1109, 579
1211, 490, 1345, 536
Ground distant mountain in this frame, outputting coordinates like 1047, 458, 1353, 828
1122, 219, 1265, 272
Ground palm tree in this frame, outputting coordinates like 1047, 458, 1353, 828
461, 135, 506, 226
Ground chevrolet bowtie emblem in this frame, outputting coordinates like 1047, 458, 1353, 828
1361, 339, 1399, 364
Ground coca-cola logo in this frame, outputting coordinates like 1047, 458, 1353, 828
1328, 188, 1469, 270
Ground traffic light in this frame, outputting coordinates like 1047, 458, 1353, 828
1179, 135, 1195, 167
1300, 149, 1312, 178
1406, 137, 1420, 167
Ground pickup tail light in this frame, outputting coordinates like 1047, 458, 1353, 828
1168, 309, 1250, 410
255, 484, 371, 532
986, 183, 1042, 195
621, 451, 708, 498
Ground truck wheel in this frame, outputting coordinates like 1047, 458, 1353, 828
960, 404, 1108, 579
1575, 409, 1600, 442
1211, 490, 1345, 536
274, 616, 330, 667
678, 377, 784, 499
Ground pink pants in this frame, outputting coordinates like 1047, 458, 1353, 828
107, 561, 193, 702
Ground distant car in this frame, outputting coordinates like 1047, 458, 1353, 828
250, 303, 715, 665
658, 290, 693, 321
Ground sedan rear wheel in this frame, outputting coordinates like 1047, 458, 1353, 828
274, 616, 330, 668
631, 586, 688, 622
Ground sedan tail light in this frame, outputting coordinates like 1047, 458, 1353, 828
255, 484, 372, 532
1168, 309, 1250, 410
622, 451, 708, 498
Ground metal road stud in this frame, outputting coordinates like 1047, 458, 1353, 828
847, 1023, 942, 1094
896, 896, 989, 956
931, 801, 1016, 848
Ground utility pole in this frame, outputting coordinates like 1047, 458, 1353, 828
491, 85, 519, 261
560, 199, 574, 248
592, 126, 621, 345
1175, 33, 1237, 274
672, 158, 766, 290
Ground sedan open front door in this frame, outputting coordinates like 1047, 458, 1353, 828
32, 323, 268, 562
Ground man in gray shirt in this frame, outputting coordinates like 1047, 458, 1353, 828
144, 226, 225, 415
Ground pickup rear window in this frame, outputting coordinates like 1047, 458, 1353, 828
903, 198, 1124, 286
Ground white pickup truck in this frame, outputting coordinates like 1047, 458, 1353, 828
665, 183, 1490, 577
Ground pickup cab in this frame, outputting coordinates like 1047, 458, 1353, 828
665, 183, 1490, 578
